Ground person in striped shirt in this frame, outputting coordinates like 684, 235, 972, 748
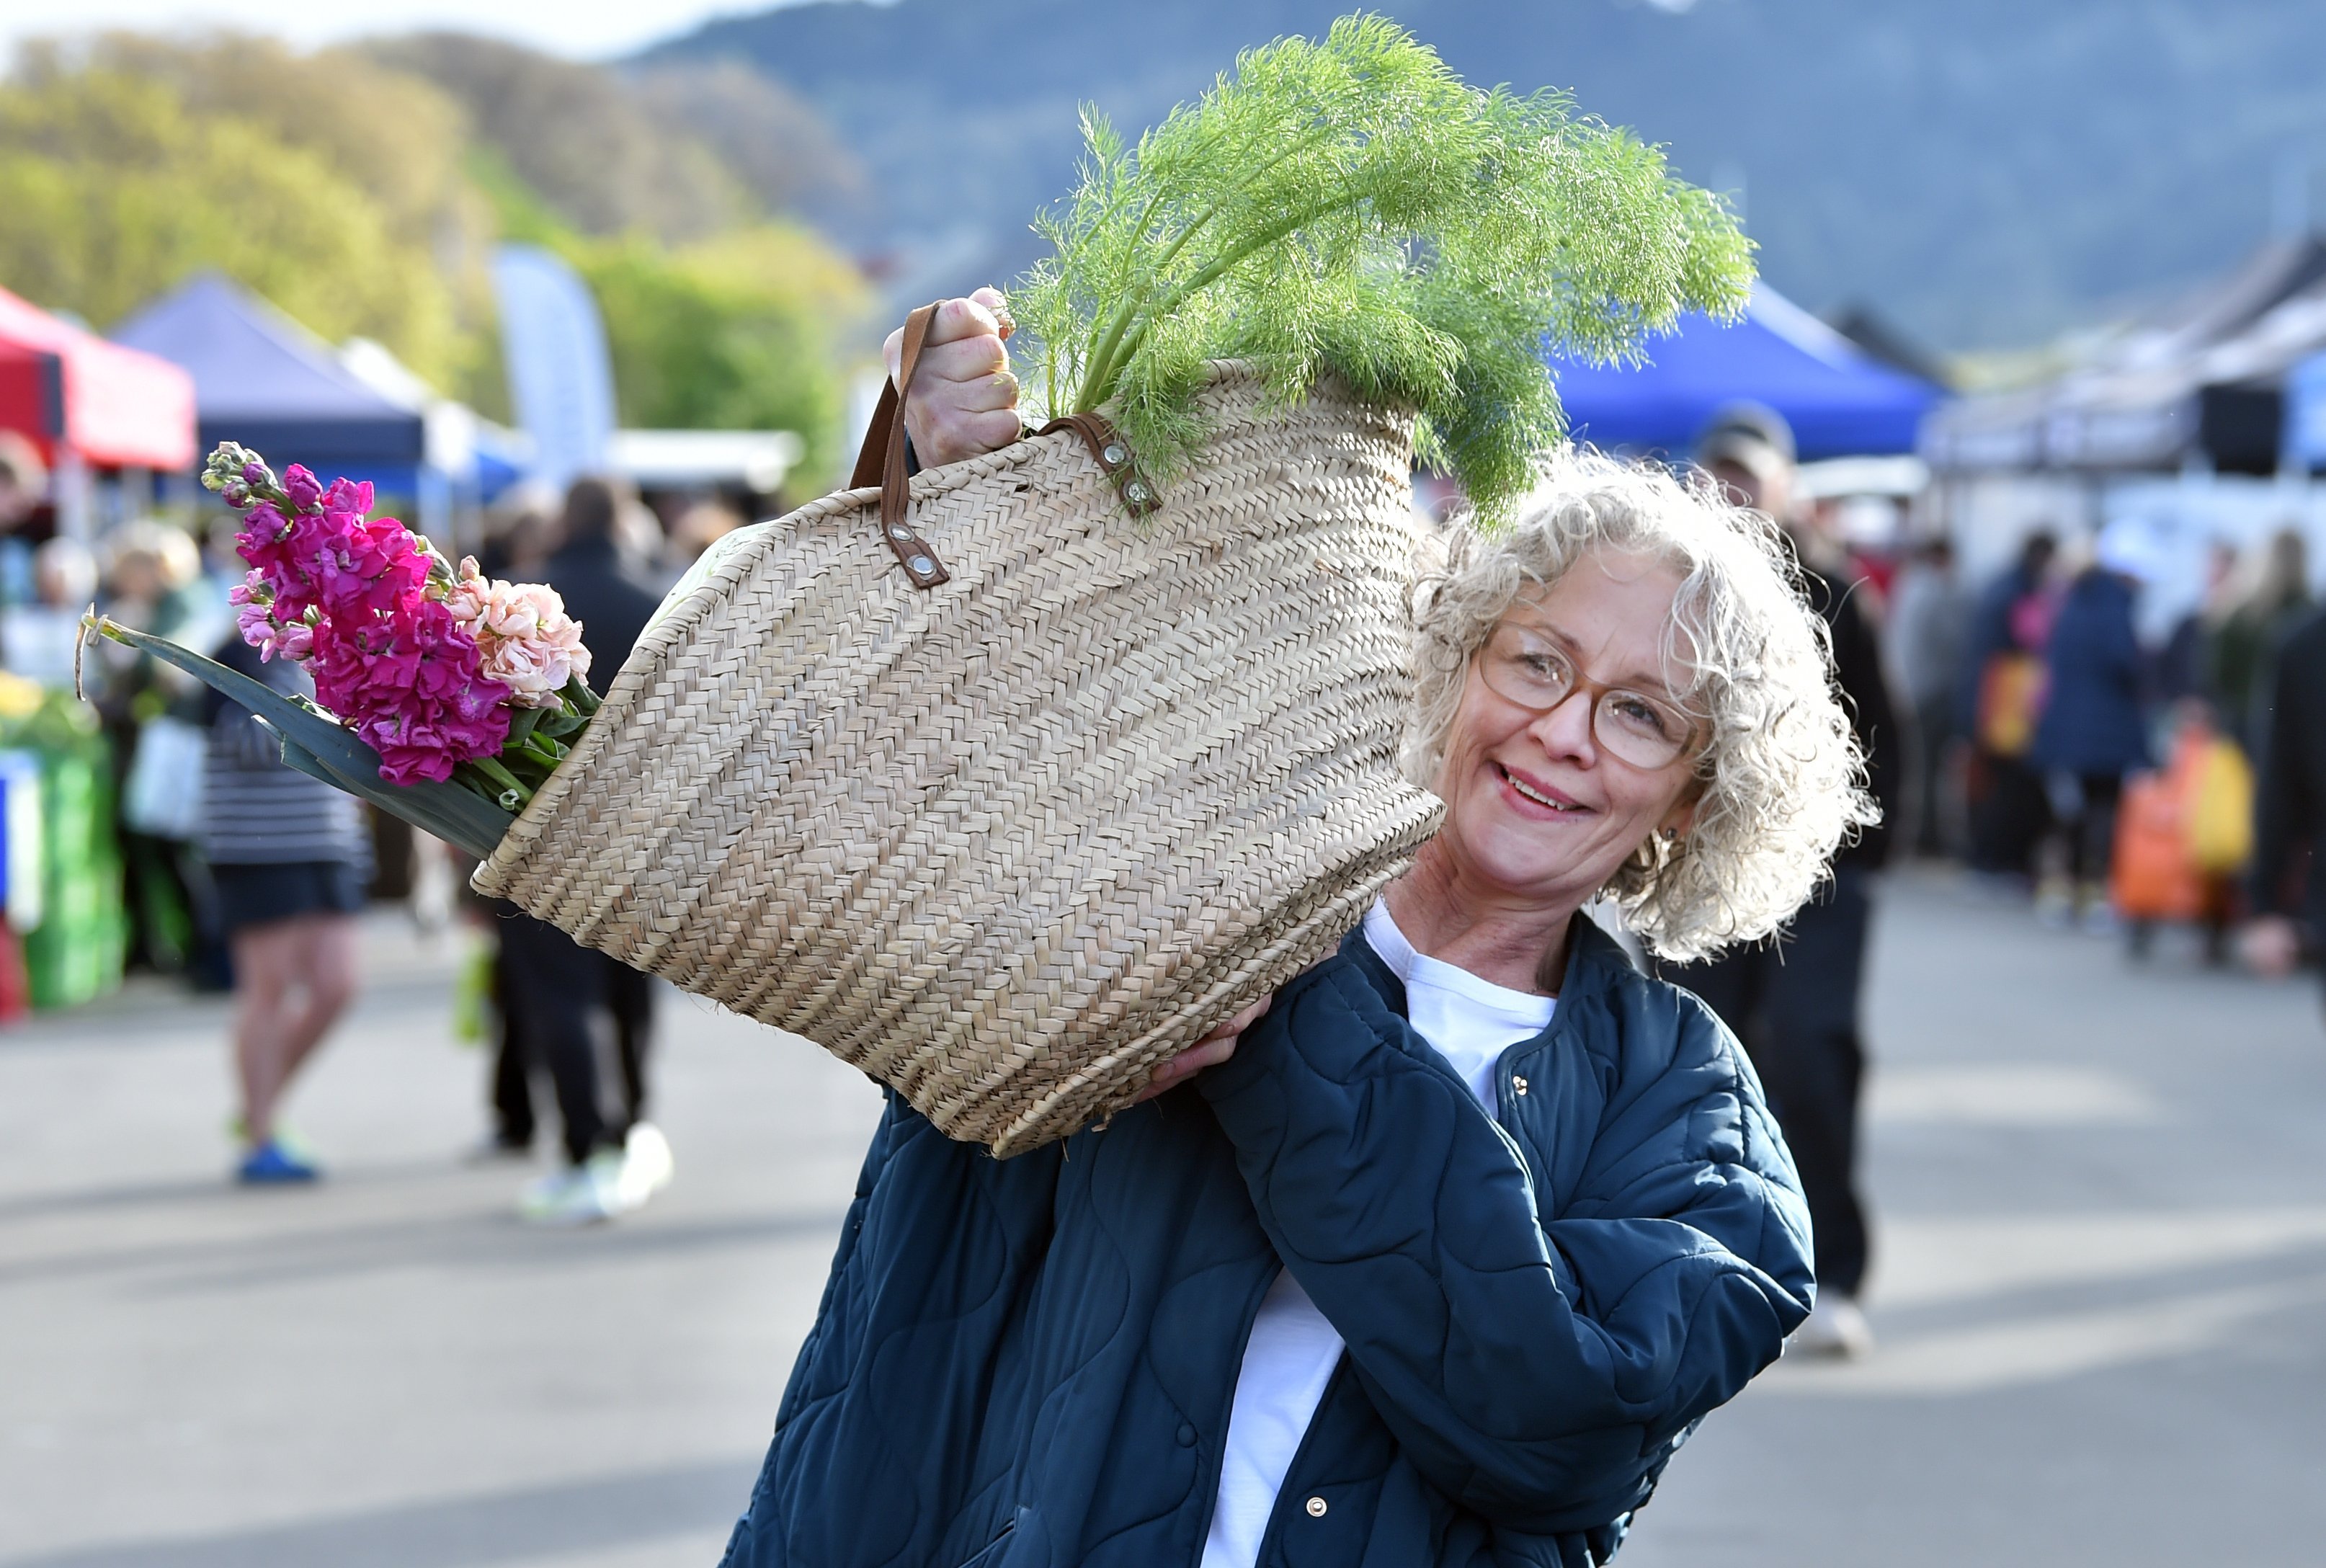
200, 631, 373, 1183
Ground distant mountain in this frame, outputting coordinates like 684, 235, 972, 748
638, 0, 2326, 352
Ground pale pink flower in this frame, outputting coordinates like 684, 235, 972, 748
441, 568, 591, 709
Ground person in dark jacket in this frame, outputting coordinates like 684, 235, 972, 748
2028, 525, 2154, 930
496, 477, 673, 1224
717, 300, 1856, 1568
2242, 603, 2326, 981
2208, 526, 2309, 757
1960, 530, 2059, 880
1652, 404, 1898, 1360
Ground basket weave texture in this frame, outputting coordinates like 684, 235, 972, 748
473, 365, 1444, 1155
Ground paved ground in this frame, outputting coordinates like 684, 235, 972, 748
3, 873, 2323, 1566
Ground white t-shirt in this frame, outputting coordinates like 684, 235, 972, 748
1199, 899, 1557, 1568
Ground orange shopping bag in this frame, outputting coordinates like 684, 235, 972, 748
2111, 762, 2203, 922
1977, 651, 2046, 757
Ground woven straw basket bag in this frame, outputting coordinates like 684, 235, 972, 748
473, 306, 1443, 1155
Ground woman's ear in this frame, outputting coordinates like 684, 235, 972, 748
1658, 794, 1699, 839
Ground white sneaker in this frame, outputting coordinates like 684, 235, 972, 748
1790, 1296, 1875, 1358
615, 1122, 674, 1212
517, 1150, 626, 1225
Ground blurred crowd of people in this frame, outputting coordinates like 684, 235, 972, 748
0, 429, 749, 1219
1912, 504, 2322, 971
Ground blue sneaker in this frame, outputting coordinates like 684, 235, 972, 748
236, 1140, 321, 1185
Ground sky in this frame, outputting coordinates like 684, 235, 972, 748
0, 0, 801, 63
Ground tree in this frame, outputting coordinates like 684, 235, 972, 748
574, 223, 870, 488
0, 37, 476, 386
364, 32, 746, 244
627, 59, 870, 233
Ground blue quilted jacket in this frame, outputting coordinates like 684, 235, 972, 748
720, 917, 1813, 1568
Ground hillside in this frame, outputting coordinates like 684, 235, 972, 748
641, 0, 2326, 352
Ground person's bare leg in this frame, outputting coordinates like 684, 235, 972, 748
273, 915, 360, 1092
231, 922, 300, 1144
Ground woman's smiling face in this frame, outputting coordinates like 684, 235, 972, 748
1431, 547, 1702, 911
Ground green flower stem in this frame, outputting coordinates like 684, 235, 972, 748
469, 754, 531, 806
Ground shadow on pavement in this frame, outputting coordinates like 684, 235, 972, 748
0, 1458, 759, 1568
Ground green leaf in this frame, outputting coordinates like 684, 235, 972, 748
88, 617, 514, 859
1010, 15, 1754, 527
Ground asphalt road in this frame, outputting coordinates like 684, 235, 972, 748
3, 871, 2322, 1567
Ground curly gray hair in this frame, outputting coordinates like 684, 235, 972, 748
1405, 448, 1876, 962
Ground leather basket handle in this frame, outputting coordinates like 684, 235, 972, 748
850, 302, 950, 589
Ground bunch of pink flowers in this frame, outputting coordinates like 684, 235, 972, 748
208, 443, 597, 801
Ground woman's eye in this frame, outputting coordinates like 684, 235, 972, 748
1609, 695, 1672, 736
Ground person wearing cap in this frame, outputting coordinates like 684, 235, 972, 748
2028, 524, 2155, 930
1657, 402, 1898, 1360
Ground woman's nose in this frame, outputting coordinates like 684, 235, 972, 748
1529, 689, 1598, 763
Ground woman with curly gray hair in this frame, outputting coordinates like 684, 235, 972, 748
721, 303, 1868, 1568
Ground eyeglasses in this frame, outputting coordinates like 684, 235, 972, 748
1476, 620, 1701, 771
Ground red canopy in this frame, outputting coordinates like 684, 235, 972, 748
0, 286, 195, 470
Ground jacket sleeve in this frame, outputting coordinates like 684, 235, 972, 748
2250, 628, 2317, 917
1197, 956, 1813, 1533
1830, 585, 1902, 866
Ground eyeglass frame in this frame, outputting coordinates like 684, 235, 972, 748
1471, 619, 1706, 772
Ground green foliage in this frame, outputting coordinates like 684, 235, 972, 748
362, 32, 749, 244
574, 227, 867, 489
1009, 14, 1753, 525
465, 151, 870, 490
0, 37, 484, 386
1, 29, 870, 482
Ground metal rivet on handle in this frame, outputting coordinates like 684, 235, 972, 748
1124, 480, 1151, 505
909, 556, 935, 575
889, 524, 913, 541
1102, 442, 1126, 466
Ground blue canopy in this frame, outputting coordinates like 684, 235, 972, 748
1547, 285, 1943, 460
112, 274, 425, 484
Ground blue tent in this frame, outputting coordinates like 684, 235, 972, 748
111, 274, 426, 491
1546, 285, 1943, 460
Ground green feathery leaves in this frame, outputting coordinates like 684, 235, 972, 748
1009, 14, 1753, 527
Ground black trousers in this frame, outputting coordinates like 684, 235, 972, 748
1657, 867, 1873, 1298
1968, 751, 2051, 878
2046, 770, 2125, 888
493, 908, 655, 1165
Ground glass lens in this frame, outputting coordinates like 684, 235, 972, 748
1479, 622, 1693, 770
1479, 623, 1574, 709
1595, 689, 1688, 769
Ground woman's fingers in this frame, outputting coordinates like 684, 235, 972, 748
1126, 993, 1273, 1105
888, 290, 1022, 468
1221, 994, 1273, 1037
967, 285, 1015, 339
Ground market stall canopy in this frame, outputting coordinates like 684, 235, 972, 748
607, 429, 803, 493
1922, 236, 2326, 476
110, 274, 423, 478
1545, 284, 1944, 461
0, 286, 195, 470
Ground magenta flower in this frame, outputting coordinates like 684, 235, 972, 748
308, 595, 511, 784
226, 461, 516, 783
282, 465, 325, 510
202, 440, 594, 806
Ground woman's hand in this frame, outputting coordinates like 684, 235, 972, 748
1130, 994, 1273, 1105
888, 288, 1022, 468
